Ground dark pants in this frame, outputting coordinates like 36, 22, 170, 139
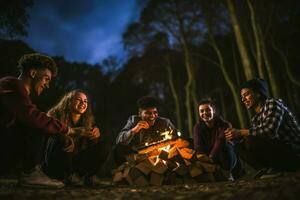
200, 143, 237, 171
199, 142, 244, 178
0, 124, 46, 174
113, 144, 137, 166
216, 143, 237, 171
236, 136, 300, 171
43, 135, 108, 180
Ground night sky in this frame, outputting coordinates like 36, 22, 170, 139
25, 0, 143, 64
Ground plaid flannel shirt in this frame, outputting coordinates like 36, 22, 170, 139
249, 98, 300, 153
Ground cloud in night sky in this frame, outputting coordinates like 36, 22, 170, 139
25, 0, 142, 64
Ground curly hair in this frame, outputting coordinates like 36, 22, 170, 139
137, 96, 160, 109
47, 90, 94, 128
17, 53, 57, 76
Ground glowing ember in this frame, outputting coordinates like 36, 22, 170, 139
159, 144, 171, 152
177, 131, 182, 137
154, 156, 160, 166
160, 128, 173, 140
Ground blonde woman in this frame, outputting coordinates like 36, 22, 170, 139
43, 90, 105, 186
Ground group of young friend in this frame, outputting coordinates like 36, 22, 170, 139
0, 53, 299, 188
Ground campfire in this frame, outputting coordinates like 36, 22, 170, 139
112, 130, 227, 186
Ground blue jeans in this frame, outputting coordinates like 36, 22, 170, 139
226, 143, 237, 172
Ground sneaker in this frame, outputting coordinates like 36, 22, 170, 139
253, 167, 283, 179
64, 173, 84, 186
18, 165, 64, 188
228, 173, 235, 181
253, 167, 269, 179
260, 168, 283, 179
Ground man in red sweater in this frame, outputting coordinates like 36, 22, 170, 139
0, 53, 88, 187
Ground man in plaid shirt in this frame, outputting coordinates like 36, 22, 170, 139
225, 78, 300, 178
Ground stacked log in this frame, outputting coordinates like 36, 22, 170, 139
112, 138, 228, 186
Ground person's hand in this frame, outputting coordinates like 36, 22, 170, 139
68, 127, 93, 138
61, 135, 75, 153
91, 127, 101, 139
67, 127, 81, 136
225, 128, 241, 140
225, 128, 250, 141
131, 121, 150, 134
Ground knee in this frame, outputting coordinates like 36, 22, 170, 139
244, 136, 265, 152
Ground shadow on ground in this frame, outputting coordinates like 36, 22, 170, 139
1, 171, 300, 200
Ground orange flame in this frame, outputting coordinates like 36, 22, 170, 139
160, 128, 173, 140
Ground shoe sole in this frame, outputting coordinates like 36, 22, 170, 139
260, 172, 283, 179
17, 182, 64, 189
253, 168, 269, 179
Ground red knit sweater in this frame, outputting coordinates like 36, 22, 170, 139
0, 76, 68, 135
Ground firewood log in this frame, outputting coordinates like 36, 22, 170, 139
196, 161, 216, 173
184, 159, 192, 166
152, 160, 168, 174
135, 161, 152, 175
163, 172, 177, 185
150, 172, 164, 186
196, 153, 212, 163
111, 162, 128, 174
112, 171, 123, 182
189, 164, 203, 177
167, 146, 179, 159
124, 167, 142, 185
133, 175, 149, 186
159, 150, 169, 160
174, 163, 188, 176
177, 148, 195, 160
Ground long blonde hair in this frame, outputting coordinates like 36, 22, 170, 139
48, 89, 94, 128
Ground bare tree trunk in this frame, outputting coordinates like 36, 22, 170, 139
232, 44, 251, 121
206, 23, 247, 128
226, 0, 256, 80
284, 75, 297, 113
257, 26, 281, 97
271, 37, 300, 87
165, 54, 182, 131
191, 64, 199, 123
232, 43, 241, 87
174, 7, 198, 137
182, 42, 195, 136
247, 0, 265, 79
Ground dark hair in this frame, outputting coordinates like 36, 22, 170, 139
17, 53, 58, 76
137, 96, 160, 109
240, 78, 269, 99
198, 98, 216, 112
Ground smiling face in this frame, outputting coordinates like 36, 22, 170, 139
240, 88, 260, 110
31, 68, 52, 96
139, 107, 158, 126
72, 92, 88, 114
199, 103, 215, 123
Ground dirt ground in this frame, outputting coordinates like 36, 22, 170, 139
1, 171, 300, 200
